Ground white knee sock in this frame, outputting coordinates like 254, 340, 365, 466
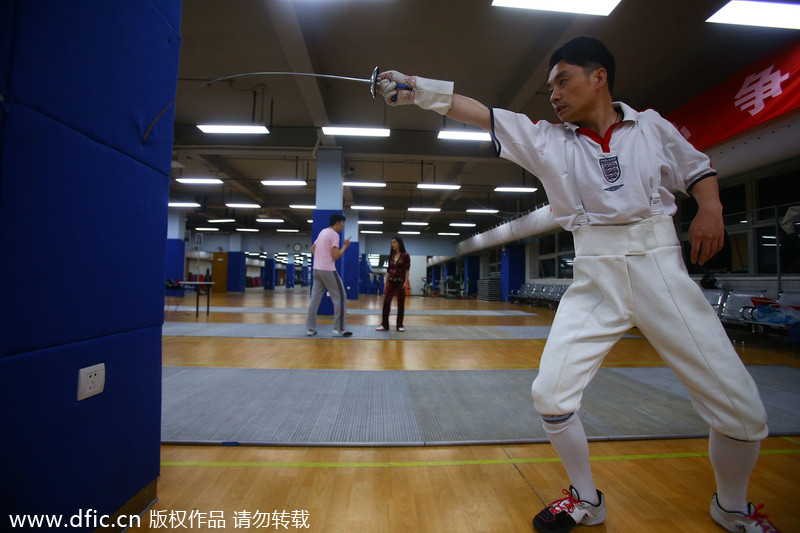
709, 428, 760, 514
542, 413, 599, 505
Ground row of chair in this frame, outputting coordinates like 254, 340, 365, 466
701, 287, 800, 338
511, 282, 570, 309
513, 281, 798, 339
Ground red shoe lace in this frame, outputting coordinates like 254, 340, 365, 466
548, 489, 580, 514
747, 504, 780, 533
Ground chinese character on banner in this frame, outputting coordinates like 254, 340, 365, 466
667, 38, 800, 151
734, 66, 790, 115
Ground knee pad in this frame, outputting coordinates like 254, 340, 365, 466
541, 413, 574, 424
541, 412, 579, 436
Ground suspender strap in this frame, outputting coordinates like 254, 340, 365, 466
565, 128, 589, 227
565, 110, 663, 226
636, 115, 663, 216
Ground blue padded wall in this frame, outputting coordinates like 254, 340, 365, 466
0, 327, 162, 520
0, 1, 13, 95
227, 251, 246, 292
343, 241, 359, 300
0, 0, 181, 529
262, 259, 275, 290
8, 1, 181, 169
463, 255, 480, 296
166, 238, 186, 297
0, 105, 169, 357
501, 244, 525, 302
166, 238, 186, 281
359, 253, 371, 294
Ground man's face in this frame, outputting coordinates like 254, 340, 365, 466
333, 220, 344, 232
547, 61, 601, 124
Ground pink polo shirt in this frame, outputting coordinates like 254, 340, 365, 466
312, 227, 340, 271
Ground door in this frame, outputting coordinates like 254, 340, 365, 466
212, 252, 228, 292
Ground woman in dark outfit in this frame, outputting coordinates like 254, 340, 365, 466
376, 237, 410, 332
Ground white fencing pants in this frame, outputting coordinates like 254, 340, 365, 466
531, 216, 768, 441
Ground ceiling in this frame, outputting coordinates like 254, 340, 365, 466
167, 0, 800, 239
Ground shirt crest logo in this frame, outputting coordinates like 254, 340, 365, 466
599, 156, 621, 184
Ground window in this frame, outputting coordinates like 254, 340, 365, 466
558, 231, 574, 252
755, 219, 800, 274
540, 234, 556, 255
721, 183, 747, 226
756, 173, 800, 221
539, 258, 556, 277
558, 254, 575, 277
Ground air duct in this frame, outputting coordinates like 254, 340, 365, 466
454, 205, 559, 256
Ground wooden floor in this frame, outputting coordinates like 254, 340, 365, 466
130, 288, 800, 532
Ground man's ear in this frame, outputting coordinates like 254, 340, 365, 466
592, 67, 608, 90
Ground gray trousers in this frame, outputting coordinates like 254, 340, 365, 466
306, 269, 347, 332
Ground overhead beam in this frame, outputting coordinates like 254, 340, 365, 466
263, 0, 335, 147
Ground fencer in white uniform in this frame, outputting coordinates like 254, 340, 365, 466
377, 36, 777, 533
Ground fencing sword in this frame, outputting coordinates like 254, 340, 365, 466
142, 66, 411, 142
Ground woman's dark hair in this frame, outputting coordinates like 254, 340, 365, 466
389, 236, 407, 256
548, 36, 615, 95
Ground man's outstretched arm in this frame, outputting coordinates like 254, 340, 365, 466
448, 95, 491, 132
377, 71, 491, 131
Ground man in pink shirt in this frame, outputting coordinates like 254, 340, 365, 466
306, 213, 352, 336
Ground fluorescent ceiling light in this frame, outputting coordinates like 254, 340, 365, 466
707, 1, 800, 30
402, 221, 429, 226
261, 180, 307, 186
358, 220, 384, 225
322, 126, 391, 137
437, 130, 492, 142
343, 181, 387, 188
277, 229, 300, 233
438, 232, 460, 236
417, 183, 462, 190
350, 205, 384, 210
256, 218, 283, 223
360, 230, 384, 234
398, 231, 420, 235
236, 228, 259, 232
450, 222, 477, 227
494, 186, 538, 193
467, 208, 499, 214
168, 202, 201, 208
208, 218, 235, 223
491, 0, 622, 16
290, 204, 316, 209
195, 227, 219, 231
408, 207, 441, 212
226, 203, 261, 209
197, 124, 269, 134
175, 178, 223, 185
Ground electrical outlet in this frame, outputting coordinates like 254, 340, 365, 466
77, 363, 105, 401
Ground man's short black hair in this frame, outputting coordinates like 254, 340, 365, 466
549, 36, 615, 95
329, 213, 346, 226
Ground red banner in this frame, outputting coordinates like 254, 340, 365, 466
666, 38, 800, 151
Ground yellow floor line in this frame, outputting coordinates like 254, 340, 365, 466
161, 448, 800, 469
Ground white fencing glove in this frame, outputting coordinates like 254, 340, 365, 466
377, 70, 454, 115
